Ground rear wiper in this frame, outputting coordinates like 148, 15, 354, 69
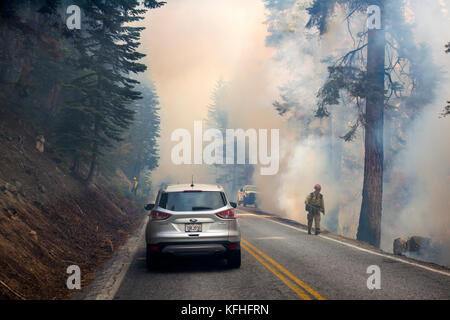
192, 206, 213, 211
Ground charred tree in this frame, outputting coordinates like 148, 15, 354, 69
356, 7, 385, 247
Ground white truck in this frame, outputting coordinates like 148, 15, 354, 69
237, 185, 259, 207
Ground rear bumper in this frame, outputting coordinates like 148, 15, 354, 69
147, 241, 240, 257
146, 222, 241, 244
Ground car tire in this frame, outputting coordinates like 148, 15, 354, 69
227, 249, 241, 268
146, 244, 160, 270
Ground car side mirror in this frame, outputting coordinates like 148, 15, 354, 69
144, 203, 155, 211
230, 202, 237, 208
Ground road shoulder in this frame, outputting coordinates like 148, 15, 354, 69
73, 215, 148, 300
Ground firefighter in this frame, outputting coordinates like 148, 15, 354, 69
131, 177, 139, 195
305, 184, 325, 235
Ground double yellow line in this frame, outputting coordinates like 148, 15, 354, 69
241, 238, 325, 300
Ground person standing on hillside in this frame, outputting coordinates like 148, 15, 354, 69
305, 184, 325, 235
131, 177, 139, 196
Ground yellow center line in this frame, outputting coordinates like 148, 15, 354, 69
240, 243, 312, 300
242, 238, 326, 300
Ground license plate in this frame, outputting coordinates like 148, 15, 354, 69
185, 223, 202, 232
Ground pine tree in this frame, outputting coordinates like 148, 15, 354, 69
357, 1, 385, 247
56, 1, 161, 184
123, 81, 161, 180
206, 79, 254, 199
0, 1, 165, 185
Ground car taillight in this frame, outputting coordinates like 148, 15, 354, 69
216, 208, 236, 219
149, 210, 171, 221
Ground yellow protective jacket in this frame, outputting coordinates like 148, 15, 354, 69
305, 192, 325, 214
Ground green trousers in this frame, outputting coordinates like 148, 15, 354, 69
307, 211, 321, 233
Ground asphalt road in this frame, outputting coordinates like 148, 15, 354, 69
113, 209, 450, 300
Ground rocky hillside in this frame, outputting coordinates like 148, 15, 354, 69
0, 108, 145, 299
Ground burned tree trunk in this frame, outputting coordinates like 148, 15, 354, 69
356, 3, 385, 248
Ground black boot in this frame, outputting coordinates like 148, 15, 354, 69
315, 230, 320, 235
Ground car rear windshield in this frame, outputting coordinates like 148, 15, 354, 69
158, 191, 227, 212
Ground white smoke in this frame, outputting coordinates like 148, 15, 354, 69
381, 0, 450, 265
140, 0, 450, 266
258, 0, 450, 266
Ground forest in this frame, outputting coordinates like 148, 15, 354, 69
0, 0, 449, 301
0, 0, 449, 284
0, 0, 163, 198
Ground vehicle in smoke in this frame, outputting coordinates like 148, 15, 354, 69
144, 183, 241, 269
237, 185, 259, 208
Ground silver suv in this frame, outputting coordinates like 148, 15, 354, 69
144, 183, 241, 269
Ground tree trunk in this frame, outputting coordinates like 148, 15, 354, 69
356, 4, 385, 248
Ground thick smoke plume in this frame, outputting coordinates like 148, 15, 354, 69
140, 0, 450, 265
262, 0, 450, 266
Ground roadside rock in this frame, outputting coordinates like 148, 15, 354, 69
393, 238, 407, 255
393, 236, 436, 257
408, 236, 431, 252
35, 135, 45, 153
29, 230, 38, 241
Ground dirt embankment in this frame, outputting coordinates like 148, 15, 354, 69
0, 109, 145, 299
